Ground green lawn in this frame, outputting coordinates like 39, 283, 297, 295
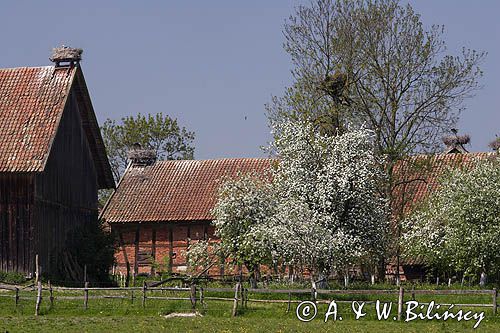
0, 286, 498, 332
2, 315, 500, 333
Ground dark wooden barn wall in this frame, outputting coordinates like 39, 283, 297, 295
33, 89, 98, 277
0, 174, 34, 273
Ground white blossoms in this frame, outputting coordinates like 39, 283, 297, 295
266, 121, 388, 278
189, 120, 388, 280
402, 155, 500, 278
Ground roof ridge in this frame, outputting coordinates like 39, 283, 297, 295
153, 157, 274, 164
0, 65, 54, 71
406, 151, 493, 158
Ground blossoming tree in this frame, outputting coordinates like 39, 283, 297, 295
210, 172, 276, 287
264, 121, 388, 285
402, 156, 500, 284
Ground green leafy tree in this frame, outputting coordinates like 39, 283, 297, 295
402, 155, 500, 284
60, 219, 116, 284
269, 0, 484, 160
101, 112, 195, 181
99, 113, 195, 205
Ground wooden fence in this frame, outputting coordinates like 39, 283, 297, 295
0, 282, 497, 318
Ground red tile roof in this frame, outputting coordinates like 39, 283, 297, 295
102, 158, 273, 223
0, 65, 114, 188
0, 66, 73, 172
102, 152, 496, 224
391, 152, 495, 216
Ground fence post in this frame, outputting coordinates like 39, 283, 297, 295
15, 287, 19, 307
232, 282, 240, 317
142, 281, 147, 308
35, 254, 39, 284
311, 282, 317, 303
35, 280, 42, 316
84, 282, 89, 309
240, 287, 245, 308
493, 288, 497, 316
48, 281, 54, 307
286, 292, 291, 313
190, 284, 197, 311
244, 288, 248, 309
83, 265, 87, 286
199, 287, 205, 308
397, 286, 404, 321
131, 290, 134, 303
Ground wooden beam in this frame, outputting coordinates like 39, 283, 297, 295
134, 225, 140, 279
151, 227, 156, 276
168, 226, 173, 274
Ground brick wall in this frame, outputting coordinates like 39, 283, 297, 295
112, 221, 214, 277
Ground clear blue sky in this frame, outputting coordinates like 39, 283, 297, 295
1, 1, 498, 159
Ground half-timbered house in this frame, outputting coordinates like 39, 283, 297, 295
101, 156, 271, 277
102, 144, 495, 281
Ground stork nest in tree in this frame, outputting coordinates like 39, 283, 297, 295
127, 148, 157, 165
50, 46, 83, 62
442, 134, 470, 147
489, 137, 500, 151
319, 72, 348, 100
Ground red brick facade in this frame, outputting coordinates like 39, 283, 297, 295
112, 222, 220, 276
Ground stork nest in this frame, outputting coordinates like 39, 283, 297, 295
442, 134, 470, 147
50, 47, 83, 62
489, 137, 500, 151
127, 148, 157, 165
319, 72, 348, 100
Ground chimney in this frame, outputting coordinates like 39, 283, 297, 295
49, 46, 83, 67
127, 143, 157, 166
442, 130, 470, 154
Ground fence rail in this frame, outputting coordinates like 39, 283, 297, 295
0, 282, 497, 318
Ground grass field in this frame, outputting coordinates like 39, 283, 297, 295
0, 284, 499, 332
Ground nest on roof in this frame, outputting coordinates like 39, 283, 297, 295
489, 137, 500, 151
442, 134, 470, 147
127, 148, 157, 166
50, 47, 83, 62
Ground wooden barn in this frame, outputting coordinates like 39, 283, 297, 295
0, 49, 115, 278
101, 156, 271, 278
101, 143, 495, 281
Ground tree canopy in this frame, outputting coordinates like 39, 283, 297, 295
402, 155, 500, 281
265, 120, 388, 282
268, 0, 485, 161
101, 112, 195, 182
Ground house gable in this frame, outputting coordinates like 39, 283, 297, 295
0, 65, 114, 189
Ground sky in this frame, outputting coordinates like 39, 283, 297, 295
1, 0, 498, 159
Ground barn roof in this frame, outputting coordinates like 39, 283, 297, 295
102, 152, 496, 224
391, 152, 495, 215
101, 158, 273, 223
393, 151, 495, 266
0, 65, 114, 189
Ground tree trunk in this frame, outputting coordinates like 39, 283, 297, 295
480, 272, 487, 287
344, 273, 349, 288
